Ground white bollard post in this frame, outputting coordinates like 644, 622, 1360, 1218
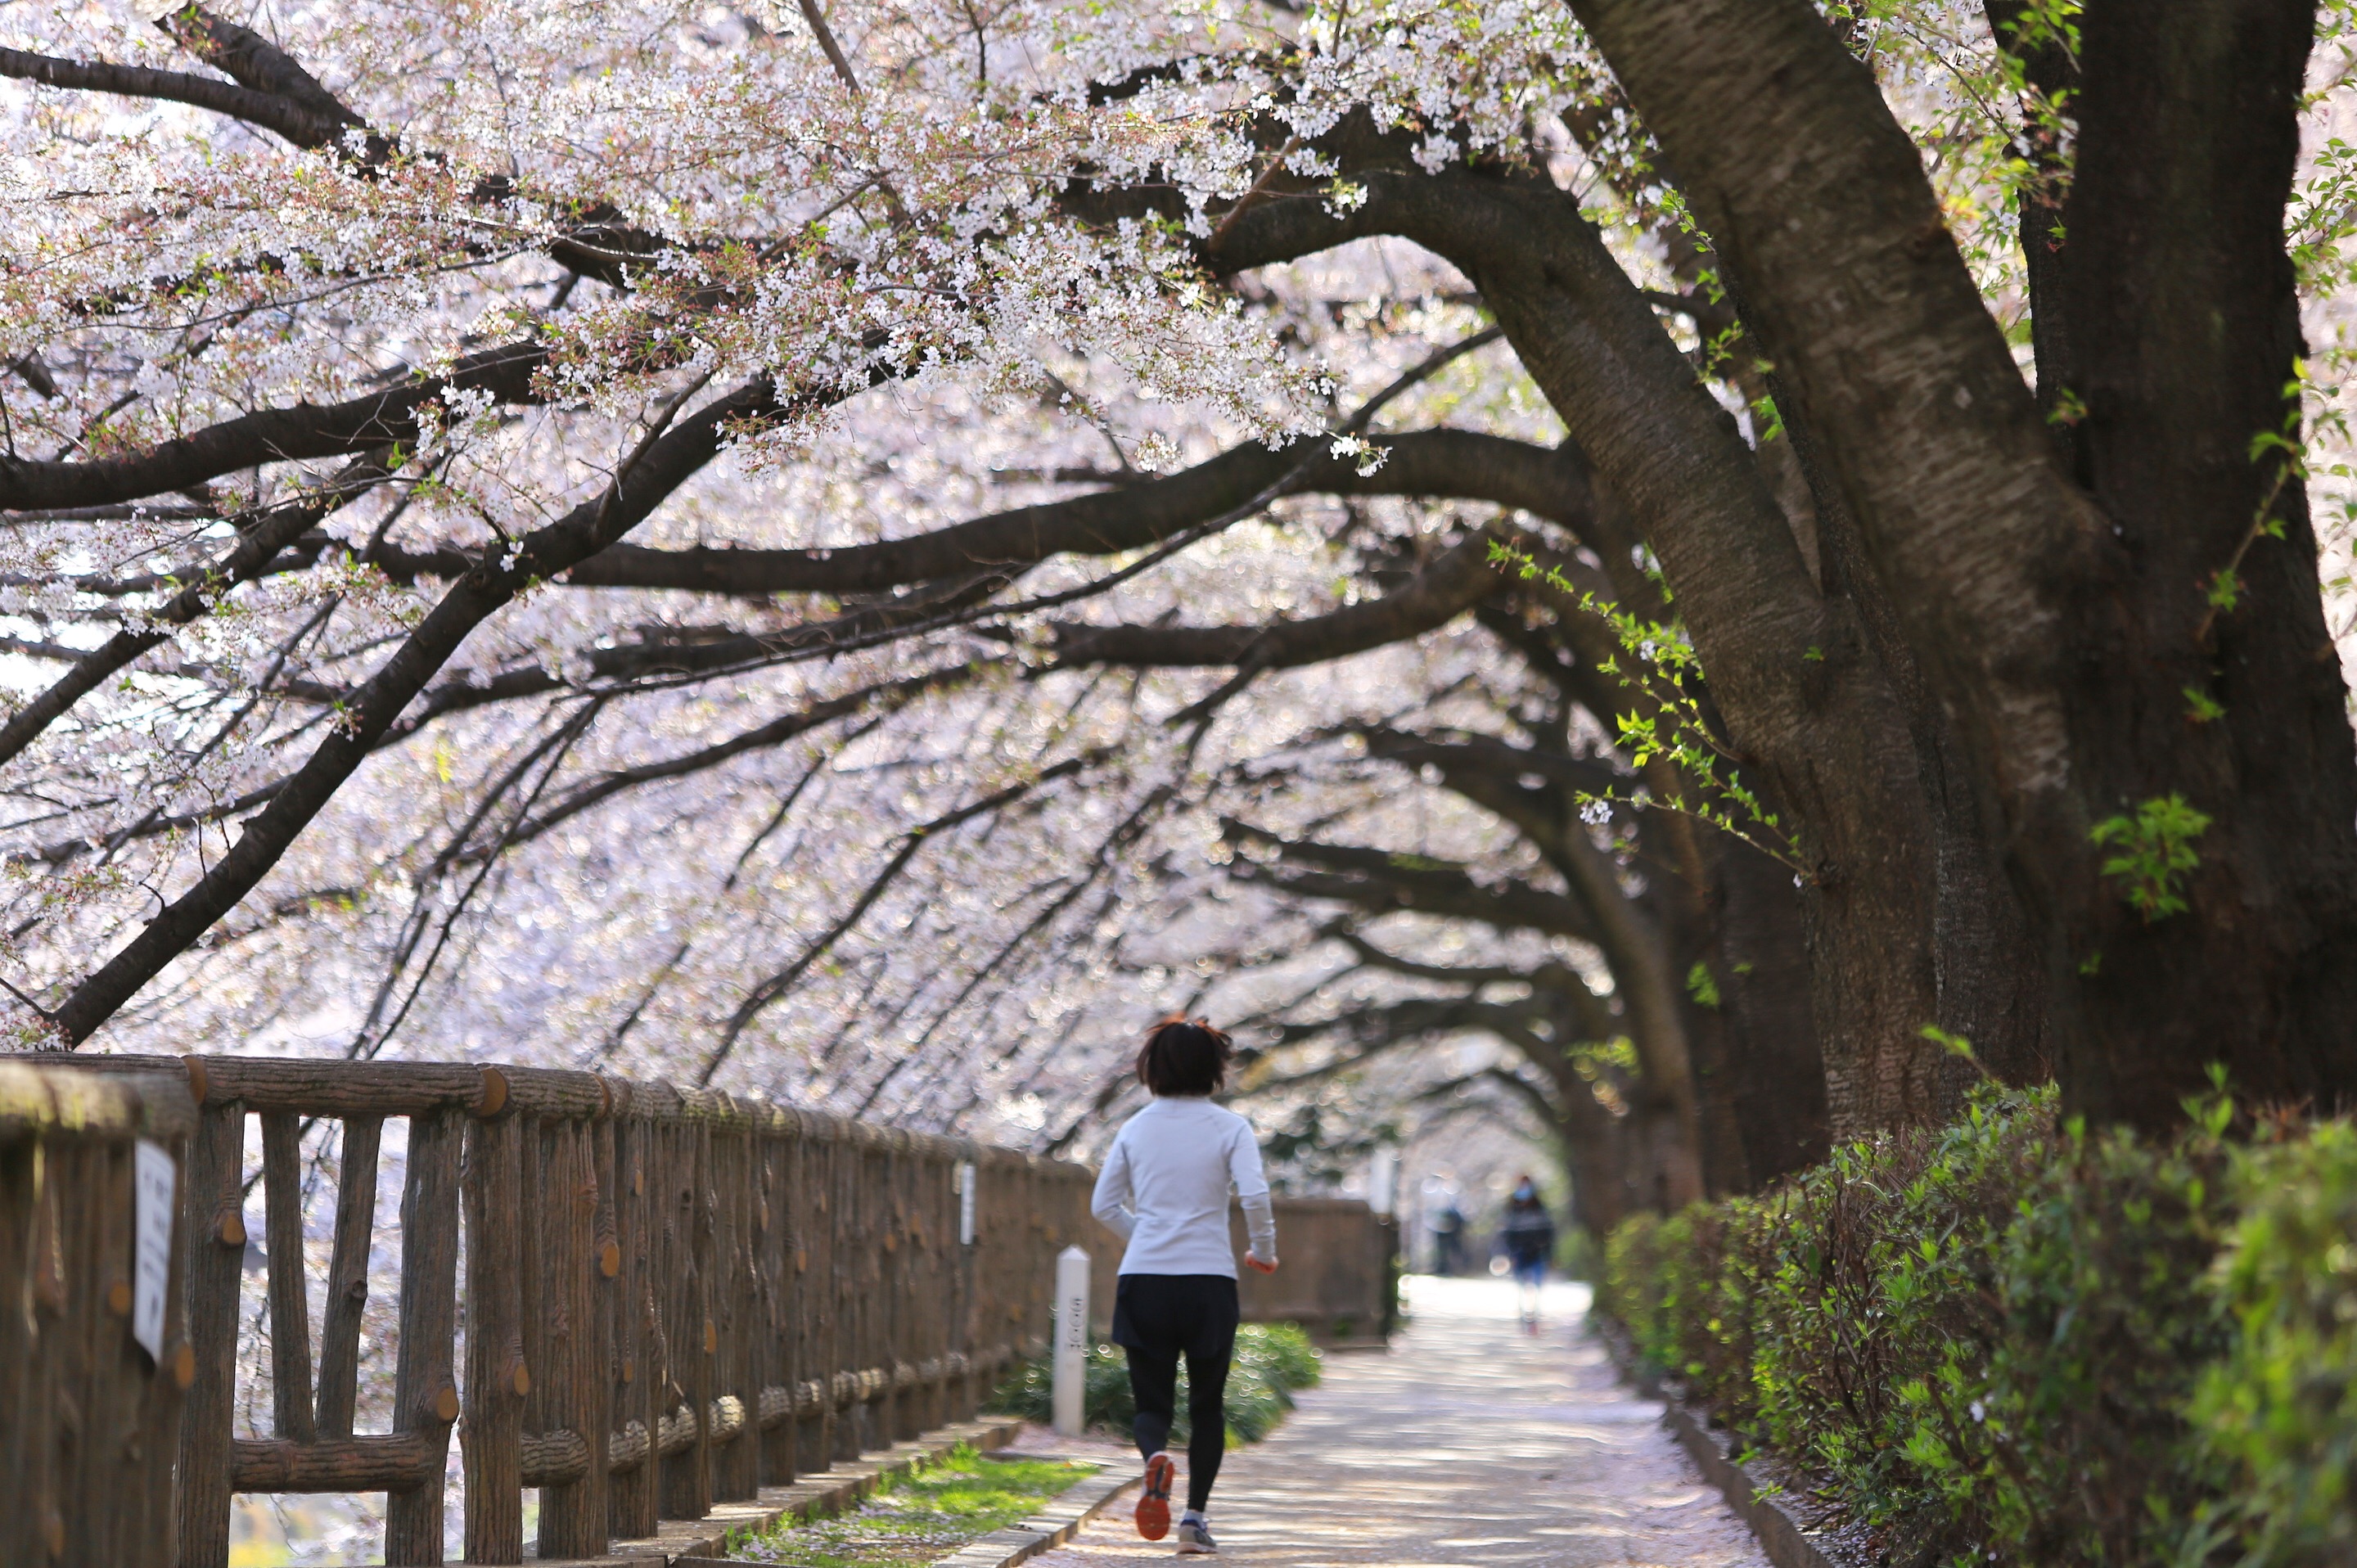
1368, 1149, 1397, 1217
1052, 1245, 1091, 1437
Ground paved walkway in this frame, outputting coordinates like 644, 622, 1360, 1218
1030, 1276, 1768, 1568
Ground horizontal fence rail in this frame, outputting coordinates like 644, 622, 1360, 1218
6, 1055, 1395, 1567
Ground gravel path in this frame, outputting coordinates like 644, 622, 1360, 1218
1028, 1275, 1769, 1568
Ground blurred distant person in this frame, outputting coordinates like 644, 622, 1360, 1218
1499, 1175, 1556, 1332
1431, 1198, 1467, 1276
1092, 1017, 1278, 1557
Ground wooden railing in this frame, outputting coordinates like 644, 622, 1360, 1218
52, 1055, 1102, 1566
1, 1060, 196, 1568
1235, 1196, 1400, 1341
6, 1054, 1396, 1567
1081, 1197, 1399, 1343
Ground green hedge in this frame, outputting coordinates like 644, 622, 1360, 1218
986, 1322, 1323, 1445
1598, 1085, 2357, 1568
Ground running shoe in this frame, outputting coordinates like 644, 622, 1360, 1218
1175, 1518, 1218, 1555
1135, 1452, 1175, 1541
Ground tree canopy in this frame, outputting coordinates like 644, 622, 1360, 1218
2, 0, 2352, 1201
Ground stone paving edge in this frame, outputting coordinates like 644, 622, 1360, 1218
927, 1458, 1144, 1568
539, 1415, 1026, 1566
647, 1437, 1141, 1568
1588, 1319, 1857, 1568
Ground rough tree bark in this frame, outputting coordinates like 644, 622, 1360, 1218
1472, 595, 1831, 1190
1573, 0, 2357, 1127
1210, 161, 1985, 1136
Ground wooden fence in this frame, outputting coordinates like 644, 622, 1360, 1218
1235, 1196, 1399, 1341
5, 1054, 1395, 1567
1082, 1197, 1399, 1344
1, 1061, 196, 1568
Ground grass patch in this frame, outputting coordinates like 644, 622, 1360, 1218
723, 1445, 1098, 1568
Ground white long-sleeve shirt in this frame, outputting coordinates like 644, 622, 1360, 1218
1090, 1095, 1278, 1277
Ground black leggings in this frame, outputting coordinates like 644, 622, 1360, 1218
1111, 1274, 1237, 1512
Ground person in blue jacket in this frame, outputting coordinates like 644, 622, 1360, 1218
1498, 1174, 1556, 1333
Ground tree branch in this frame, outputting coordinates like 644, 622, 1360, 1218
153, 7, 367, 146
0, 340, 542, 513
47, 376, 781, 1043
700, 752, 1103, 1083
0, 452, 394, 769
1050, 526, 1503, 669
454, 661, 987, 861
1219, 818, 1596, 941
258, 428, 1571, 597
0, 45, 349, 146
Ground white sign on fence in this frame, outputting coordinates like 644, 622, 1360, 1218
958, 1160, 976, 1246
132, 1139, 176, 1363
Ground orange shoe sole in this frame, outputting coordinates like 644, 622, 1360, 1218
1135, 1452, 1175, 1541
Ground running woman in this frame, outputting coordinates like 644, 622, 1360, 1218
1090, 1017, 1277, 1557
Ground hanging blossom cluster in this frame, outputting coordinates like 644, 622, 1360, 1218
0, 0, 1585, 455
0, 0, 1601, 1064
7, 0, 2343, 1169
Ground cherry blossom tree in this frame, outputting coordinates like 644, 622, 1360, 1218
2, 0, 2355, 1219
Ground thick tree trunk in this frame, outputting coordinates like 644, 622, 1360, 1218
1358, 178, 1958, 1136
1542, 1048, 1636, 1237
1621, 737, 1828, 1190
2042, 2, 2357, 1120
1578, 125, 2049, 1108
1701, 830, 1830, 1183
1572, 0, 2357, 1127
1543, 809, 1709, 1208
1771, 389, 2053, 1092
1486, 570, 1832, 1187
1367, 720, 1713, 1205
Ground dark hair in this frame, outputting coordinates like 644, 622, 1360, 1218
1135, 1016, 1233, 1097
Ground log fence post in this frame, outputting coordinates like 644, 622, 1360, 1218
837, 1128, 863, 1458
757, 1121, 776, 1468
258, 1113, 317, 1448
519, 1115, 551, 1516
806, 1115, 843, 1472
315, 1115, 381, 1440
926, 1142, 949, 1431
859, 1130, 887, 1452
918, 1142, 942, 1433
174, 1098, 244, 1568
773, 1108, 810, 1489
70, 1120, 130, 1559
658, 1097, 714, 1521
827, 1127, 856, 1463
531, 1112, 611, 1557
385, 1107, 461, 1566
462, 1110, 527, 1564
713, 1109, 757, 1503
886, 1134, 914, 1444
0, 1065, 191, 1568
606, 1099, 658, 1542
